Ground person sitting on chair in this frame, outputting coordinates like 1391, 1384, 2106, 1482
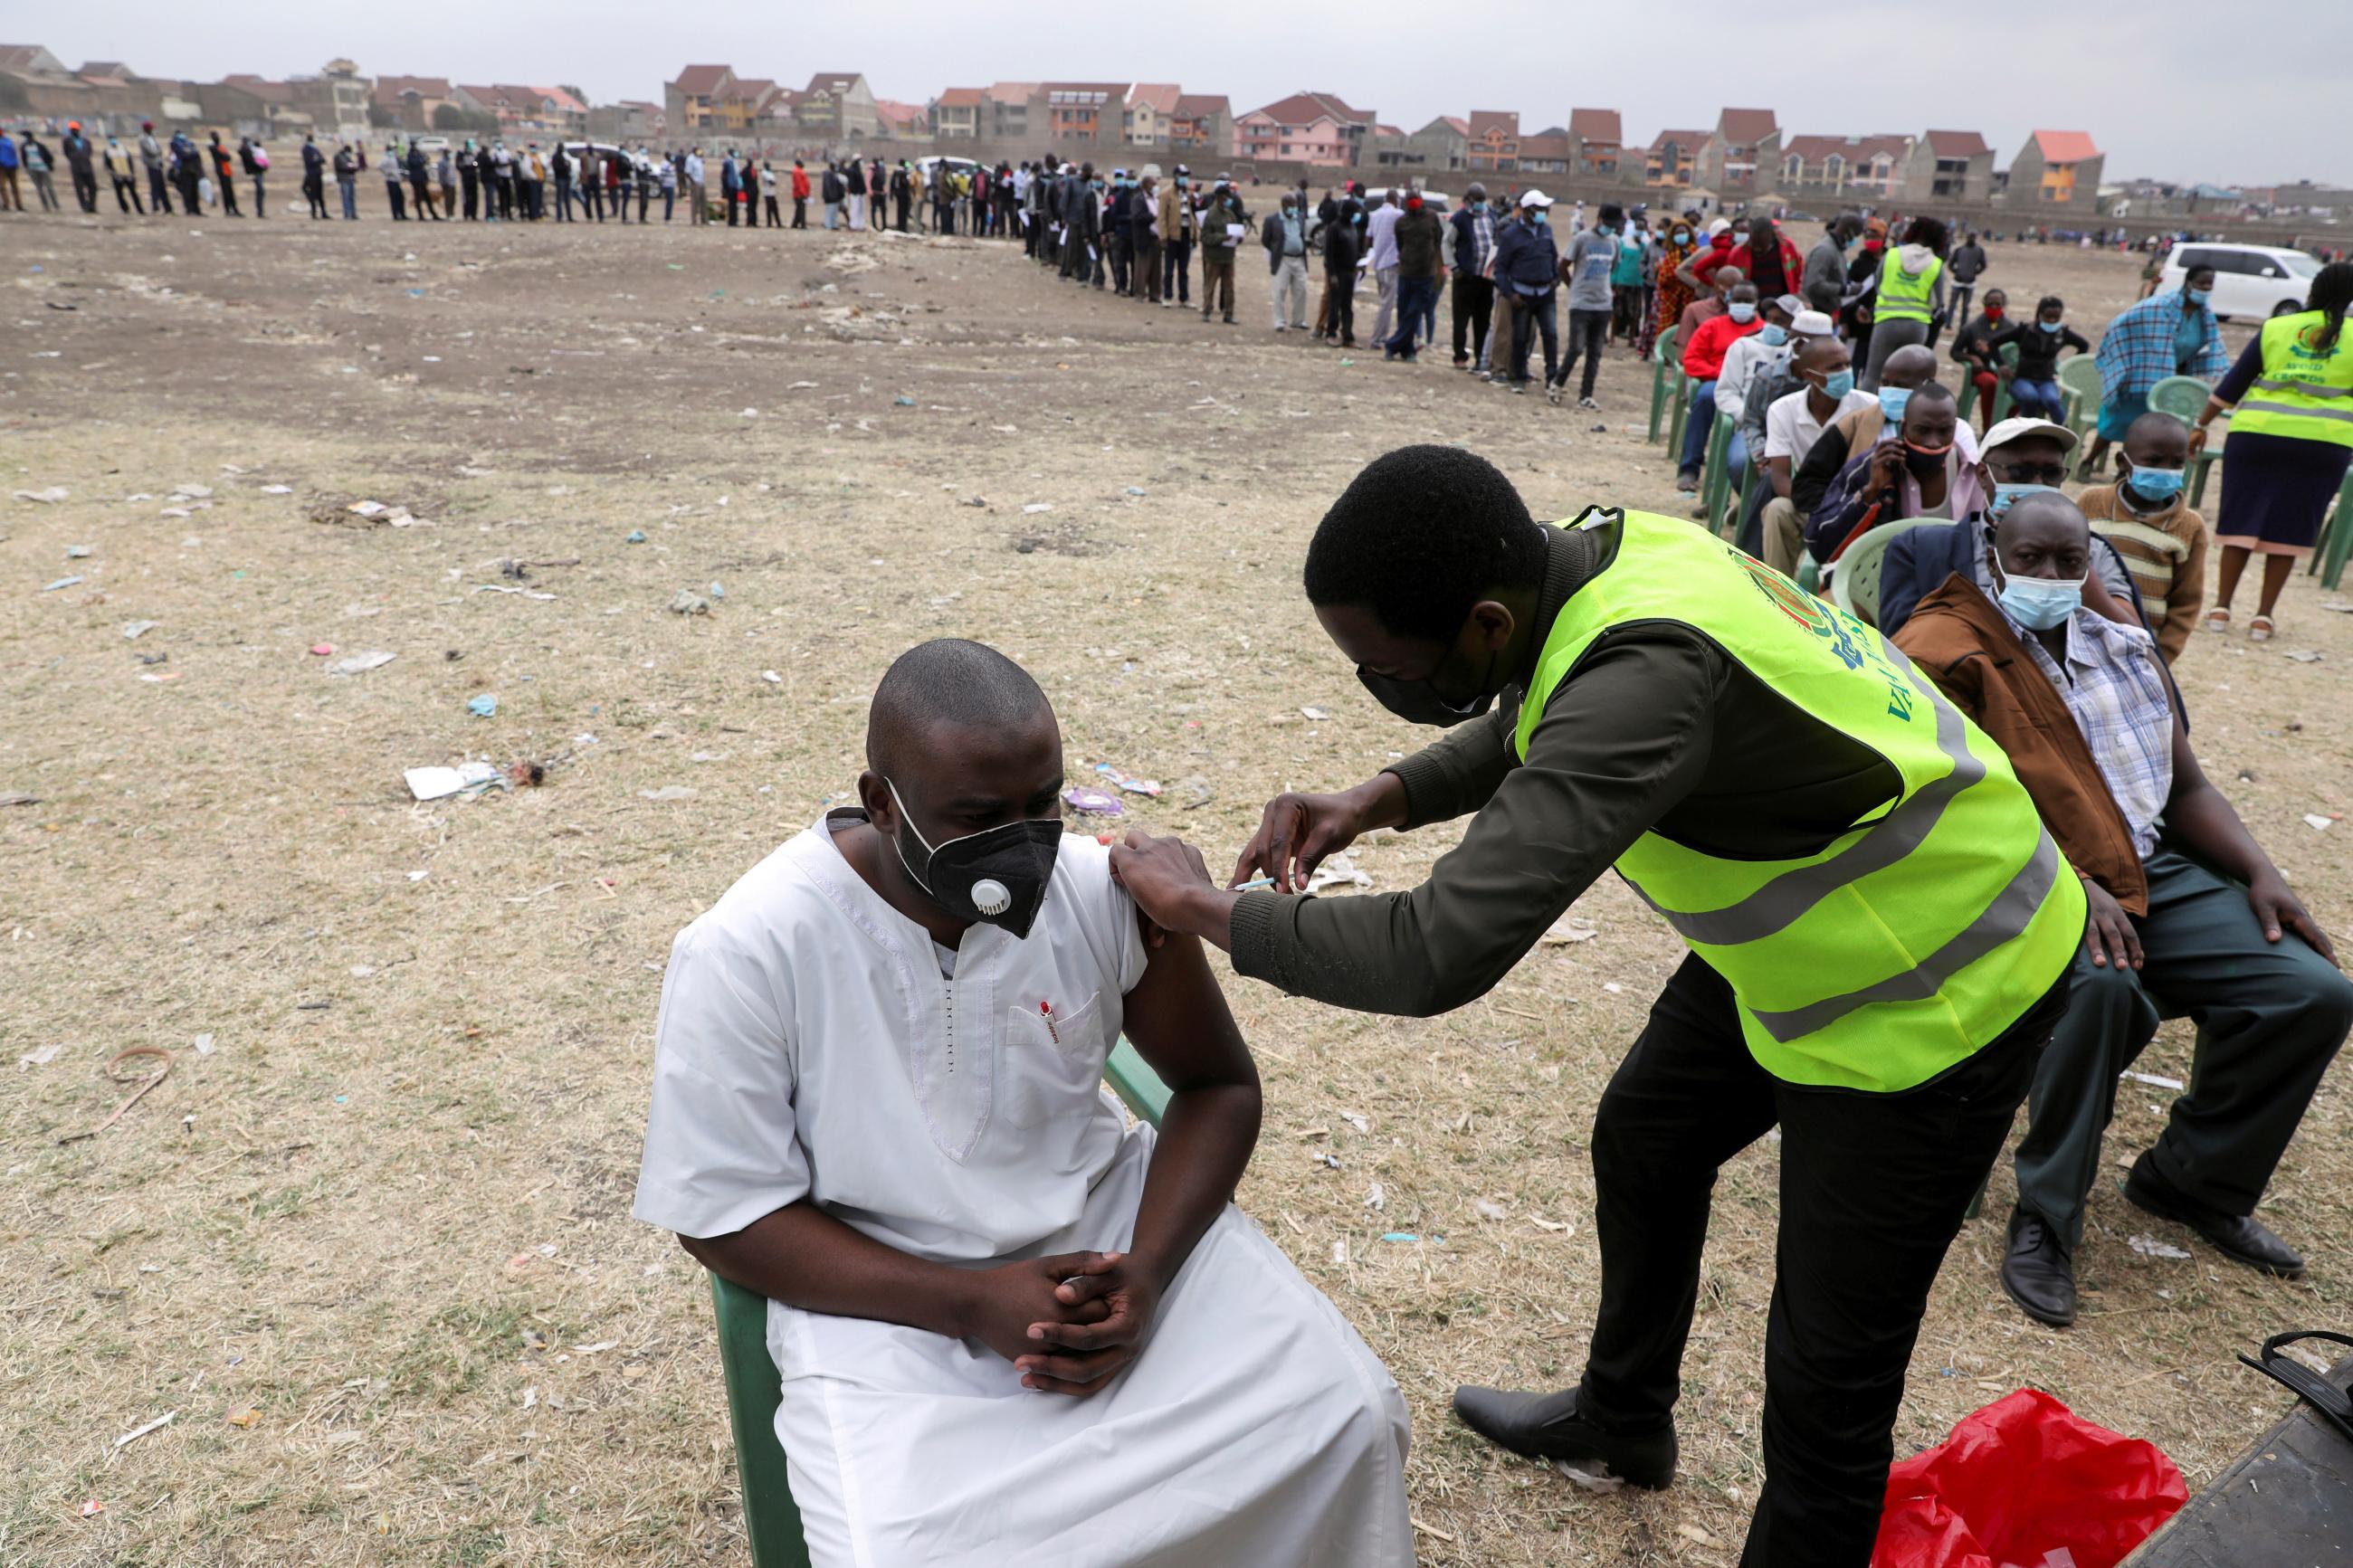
1891, 494, 2349, 1328
632, 639, 1412, 1568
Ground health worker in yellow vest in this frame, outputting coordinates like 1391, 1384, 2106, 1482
1108, 444, 2085, 1565
1860, 215, 1949, 394
2191, 260, 2353, 639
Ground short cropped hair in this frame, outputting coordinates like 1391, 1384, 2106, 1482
1303, 446, 1548, 642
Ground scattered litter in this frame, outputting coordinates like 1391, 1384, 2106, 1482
1381, 1232, 1420, 1243
122, 621, 158, 641
405, 763, 506, 802
1542, 920, 1598, 945
1602, 982, 1624, 993
113, 1411, 177, 1449
2283, 650, 2323, 663
261, 484, 293, 494
2121, 1069, 2185, 1091
1474, 1200, 1509, 1221
1528, 1216, 1572, 1233
1306, 853, 1372, 894
19, 1042, 62, 1069
893, 395, 916, 407
347, 499, 387, 518
406, 870, 430, 881
0, 792, 40, 807
1556, 1460, 1625, 1492
740, 407, 759, 418
192, 1033, 214, 1056
1063, 786, 1124, 816
2129, 1234, 2192, 1259
327, 651, 396, 677
40, 575, 84, 593
761, 670, 782, 683
710, 581, 725, 600
1125, 486, 1147, 497
1094, 763, 1162, 796
1331, 1240, 1348, 1264
1310, 1151, 1341, 1170
1022, 502, 1054, 514
624, 529, 647, 544
225, 1407, 260, 1429
1301, 706, 1331, 721
310, 643, 336, 656
78, 1500, 103, 1519
640, 785, 698, 802
1340, 1110, 1370, 1134
1365, 1181, 1386, 1212
465, 694, 498, 718
13, 487, 69, 503
1674, 1524, 1719, 1548
66, 544, 91, 558
2305, 814, 2335, 831
669, 590, 711, 615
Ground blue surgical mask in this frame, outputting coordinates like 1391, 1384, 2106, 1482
1729, 302, 1758, 324
2125, 464, 2186, 502
2038, 319, 2062, 334
1879, 386, 1911, 423
1821, 368, 1857, 399
1989, 481, 2061, 521
1470, 199, 1486, 211
1759, 323, 1788, 347
1529, 210, 1548, 226
1996, 573, 2085, 631
1672, 230, 1691, 244
2186, 289, 2211, 307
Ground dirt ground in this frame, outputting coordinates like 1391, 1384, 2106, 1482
3, 203, 2349, 1568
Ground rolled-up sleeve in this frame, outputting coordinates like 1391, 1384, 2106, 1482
1232, 630, 1726, 1016
631, 925, 809, 1240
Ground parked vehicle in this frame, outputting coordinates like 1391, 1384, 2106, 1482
2160, 242, 2319, 320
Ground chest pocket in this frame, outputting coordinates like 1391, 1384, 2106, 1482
997, 991, 1108, 1132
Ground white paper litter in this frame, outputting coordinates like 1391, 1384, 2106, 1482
2305, 814, 2336, 831
1365, 1181, 1386, 1212
639, 785, 698, 802
1542, 920, 1598, 945
328, 650, 397, 677
405, 762, 500, 801
13, 486, 69, 503
2120, 1069, 2185, 1091
19, 1042, 62, 1069
114, 1411, 177, 1449
2129, 1234, 2192, 1259
192, 1033, 215, 1056
123, 621, 159, 640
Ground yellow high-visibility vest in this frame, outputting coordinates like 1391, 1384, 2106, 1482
2233, 309, 2353, 449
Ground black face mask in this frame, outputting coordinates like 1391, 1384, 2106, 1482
885, 780, 1062, 939
1355, 640, 1505, 728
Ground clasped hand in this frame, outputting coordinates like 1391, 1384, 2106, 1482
964, 1250, 1162, 1396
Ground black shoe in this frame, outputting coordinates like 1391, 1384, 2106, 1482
2001, 1209, 2077, 1326
1452, 1385, 1676, 1490
2123, 1156, 2305, 1277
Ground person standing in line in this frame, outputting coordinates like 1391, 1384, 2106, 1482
457, 141, 480, 220
1609, 208, 1647, 343
552, 142, 575, 222
332, 141, 357, 219
1263, 188, 1312, 331
207, 133, 240, 215
1363, 191, 1403, 348
493, 141, 517, 220
791, 158, 810, 227
634, 150, 653, 222
1646, 214, 1701, 359
1132, 171, 1163, 306
438, 146, 456, 217
890, 160, 910, 231
406, 138, 436, 221
62, 122, 100, 214
1159, 166, 1195, 308
1382, 189, 1446, 362
103, 137, 143, 214
686, 147, 708, 225
821, 159, 843, 229
0, 129, 20, 214
1494, 190, 1562, 395
2191, 261, 2353, 641
721, 147, 741, 227
1449, 183, 1498, 369
1554, 202, 1623, 409
1804, 213, 1862, 317
1859, 216, 1948, 392
165, 130, 197, 214
1318, 185, 1367, 347
763, 161, 782, 227
380, 143, 407, 219
659, 151, 678, 221
138, 121, 169, 214
23, 133, 59, 211
1198, 176, 1244, 324
1105, 169, 1134, 295
843, 155, 867, 231
296, 133, 325, 219
240, 137, 270, 217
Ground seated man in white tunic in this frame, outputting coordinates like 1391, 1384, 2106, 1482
633, 640, 1412, 1568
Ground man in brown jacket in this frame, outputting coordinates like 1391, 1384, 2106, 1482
1157, 167, 1196, 308
1892, 491, 2348, 1328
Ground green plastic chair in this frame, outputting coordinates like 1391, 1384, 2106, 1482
2307, 469, 2353, 591
1700, 412, 1738, 533
1830, 518, 1937, 630
1646, 325, 1681, 442
706, 1040, 1174, 1568
1958, 341, 2020, 429
2058, 355, 2104, 445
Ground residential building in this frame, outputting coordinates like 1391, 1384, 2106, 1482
795, 71, 881, 141
1569, 109, 1623, 180
373, 73, 453, 131
1233, 90, 1374, 166
0, 43, 68, 77
1902, 128, 1996, 205
667, 64, 737, 136
1405, 115, 1470, 173
2006, 129, 2103, 212
722, 79, 777, 135
1701, 107, 1779, 193
1124, 82, 1179, 147
1519, 127, 1570, 176
874, 100, 929, 142
452, 84, 586, 138
1039, 82, 1127, 144
1465, 109, 1520, 172
932, 87, 984, 139
1646, 128, 1709, 188
985, 82, 1037, 140
587, 100, 666, 143
1169, 93, 1229, 155
1776, 134, 1912, 201
1372, 124, 1427, 171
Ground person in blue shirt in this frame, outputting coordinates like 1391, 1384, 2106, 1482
0, 130, 20, 214
1491, 190, 1561, 394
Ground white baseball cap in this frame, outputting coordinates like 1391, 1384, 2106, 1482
1519, 188, 1554, 208
1982, 415, 2081, 454
1791, 309, 1835, 337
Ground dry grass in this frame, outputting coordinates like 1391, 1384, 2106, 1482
2, 210, 2348, 1567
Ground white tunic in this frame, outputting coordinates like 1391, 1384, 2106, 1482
634, 812, 1413, 1568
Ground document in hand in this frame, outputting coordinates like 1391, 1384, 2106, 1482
1226, 223, 1246, 242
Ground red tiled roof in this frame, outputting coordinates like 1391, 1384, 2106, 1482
1129, 81, 1180, 114
1651, 128, 1709, 151
672, 63, 731, 95
803, 72, 866, 95
2032, 129, 2099, 165
987, 81, 1039, 103
1520, 131, 1570, 157
537, 85, 586, 113
1570, 108, 1621, 143
874, 99, 925, 128
1468, 109, 1519, 139
1376, 123, 1405, 138
1718, 107, 1777, 144
1440, 115, 1470, 136
1246, 90, 1367, 128
936, 87, 985, 109
1173, 93, 1227, 118
731, 78, 776, 100
1925, 128, 1989, 158
1783, 134, 1910, 165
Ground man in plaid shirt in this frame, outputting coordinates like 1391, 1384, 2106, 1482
1893, 491, 2349, 1330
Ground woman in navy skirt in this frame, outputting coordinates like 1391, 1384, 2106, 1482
2191, 261, 2353, 641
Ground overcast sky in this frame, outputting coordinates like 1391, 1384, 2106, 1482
39, 0, 2353, 187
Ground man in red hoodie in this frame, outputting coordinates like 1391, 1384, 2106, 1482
1674, 282, 1763, 493
790, 159, 812, 229
1726, 217, 1804, 304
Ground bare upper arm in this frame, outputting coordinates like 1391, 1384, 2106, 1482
1121, 928, 1259, 1096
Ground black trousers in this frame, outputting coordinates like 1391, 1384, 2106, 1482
1164, 238, 1192, 302
111, 175, 143, 214
304, 176, 326, 218
1452, 273, 1494, 363
461, 173, 479, 220
792, 195, 806, 227
1560, 306, 1610, 397
1577, 954, 2067, 1564
147, 165, 171, 213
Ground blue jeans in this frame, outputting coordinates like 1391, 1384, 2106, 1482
338, 178, 356, 219
2010, 377, 2064, 421
1727, 431, 1749, 505
1386, 276, 1441, 356
1680, 379, 1720, 476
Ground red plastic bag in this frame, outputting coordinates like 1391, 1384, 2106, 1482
1872, 1389, 2187, 1568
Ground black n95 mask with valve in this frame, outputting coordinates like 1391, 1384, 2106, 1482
885, 779, 1062, 938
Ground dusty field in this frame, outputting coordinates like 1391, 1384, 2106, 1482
2, 204, 2348, 1568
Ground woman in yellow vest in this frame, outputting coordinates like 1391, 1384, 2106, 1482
1860, 215, 1948, 393
1106, 445, 2084, 1564
2191, 260, 2353, 640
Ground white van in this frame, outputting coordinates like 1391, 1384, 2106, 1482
2158, 242, 2320, 321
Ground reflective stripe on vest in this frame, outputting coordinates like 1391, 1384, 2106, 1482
1875, 250, 1940, 324
1514, 509, 2083, 1092
2234, 311, 2353, 447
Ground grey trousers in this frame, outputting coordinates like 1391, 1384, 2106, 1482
1859, 317, 1929, 393
1368, 266, 1399, 347
2015, 851, 2353, 1249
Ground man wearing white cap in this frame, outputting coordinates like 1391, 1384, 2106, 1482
1491, 188, 1561, 393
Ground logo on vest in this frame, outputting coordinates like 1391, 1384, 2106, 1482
1727, 546, 1919, 722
